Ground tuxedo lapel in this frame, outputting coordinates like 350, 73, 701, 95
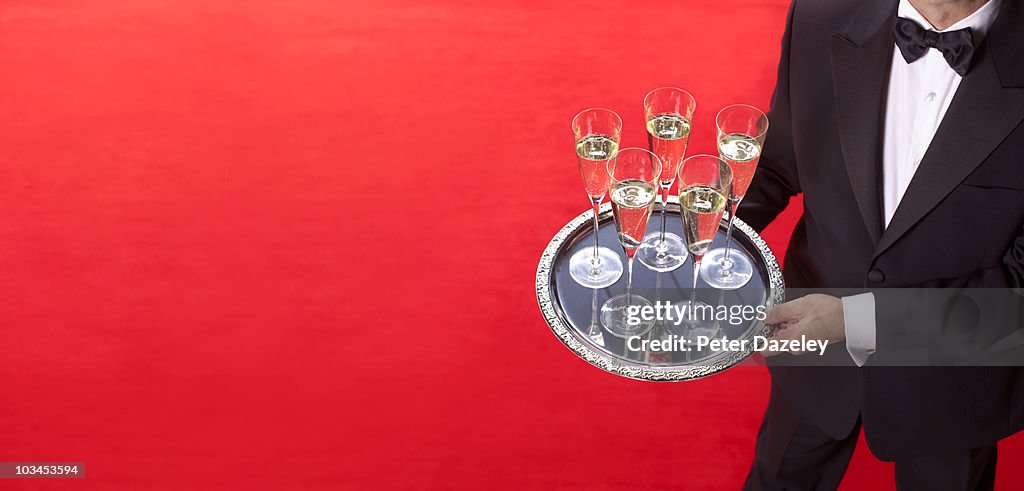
873, 1, 1024, 259
830, 2, 897, 245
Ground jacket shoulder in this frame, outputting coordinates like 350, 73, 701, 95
791, 0, 879, 27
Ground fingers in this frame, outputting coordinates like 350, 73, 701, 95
758, 321, 793, 357
770, 320, 801, 341
760, 295, 842, 357
765, 297, 807, 325
775, 321, 809, 355
763, 320, 813, 356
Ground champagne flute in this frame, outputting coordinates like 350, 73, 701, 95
637, 87, 696, 273
569, 108, 624, 289
700, 105, 768, 290
600, 148, 662, 338
670, 154, 732, 338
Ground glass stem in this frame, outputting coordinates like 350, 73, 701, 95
721, 198, 740, 272
654, 270, 663, 302
590, 199, 602, 271
658, 183, 670, 241
626, 257, 634, 305
690, 257, 701, 312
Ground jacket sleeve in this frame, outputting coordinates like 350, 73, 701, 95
737, 0, 802, 233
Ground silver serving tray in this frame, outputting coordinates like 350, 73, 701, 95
536, 196, 784, 381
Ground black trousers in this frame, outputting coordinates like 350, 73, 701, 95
744, 386, 998, 491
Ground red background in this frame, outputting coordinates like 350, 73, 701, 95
1, 0, 1022, 489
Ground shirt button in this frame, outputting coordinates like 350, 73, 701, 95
868, 269, 885, 283
926, 92, 937, 102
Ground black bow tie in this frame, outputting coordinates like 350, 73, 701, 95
893, 17, 975, 76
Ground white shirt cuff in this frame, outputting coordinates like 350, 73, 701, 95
842, 293, 876, 367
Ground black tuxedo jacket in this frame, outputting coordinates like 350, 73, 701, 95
739, 0, 1024, 460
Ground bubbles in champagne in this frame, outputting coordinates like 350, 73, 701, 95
718, 133, 762, 198
610, 179, 658, 209
610, 179, 658, 249
646, 114, 691, 140
575, 134, 619, 161
684, 190, 723, 213
718, 133, 761, 163
647, 114, 691, 182
680, 185, 728, 255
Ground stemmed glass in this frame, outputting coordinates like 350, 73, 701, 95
600, 148, 662, 338
670, 154, 732, 338
636, 87, 696, 272
569, 108, 624, 289
700, 105, 768, 290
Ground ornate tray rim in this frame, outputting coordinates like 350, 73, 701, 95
536, 197, 785, 382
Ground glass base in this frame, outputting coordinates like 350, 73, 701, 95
699, 247, 754, 290
663, 301, 723, 339
600, 293, 654, 338
636, 232, 688, 272
569, 247, 623, 289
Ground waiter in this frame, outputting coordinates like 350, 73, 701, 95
739, 0, 1024, 488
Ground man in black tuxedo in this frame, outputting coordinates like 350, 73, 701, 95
739, 0, 1024, 488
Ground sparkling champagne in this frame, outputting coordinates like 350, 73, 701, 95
680, 185, 728, 255
610, 179, 658, 253
576, 134, 619, 198
718, 133, 761, 199
646, 114, 691, 183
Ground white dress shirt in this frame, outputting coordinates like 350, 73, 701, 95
842, 0, 1002, 366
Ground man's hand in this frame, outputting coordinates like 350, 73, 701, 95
761, 294, 845, 356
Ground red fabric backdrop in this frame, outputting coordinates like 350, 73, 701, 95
1, 0, 1022, 489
